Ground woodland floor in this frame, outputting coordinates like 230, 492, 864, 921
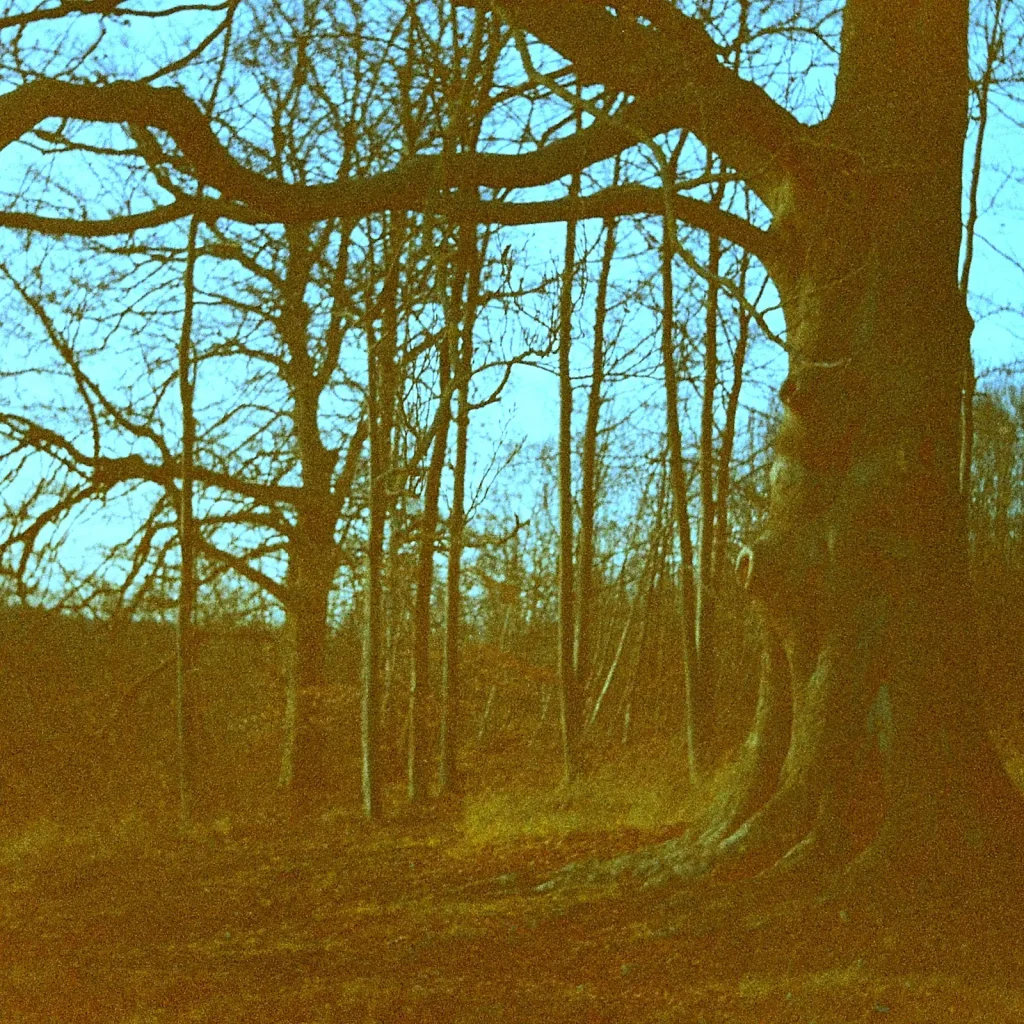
2, 769, 1024, 1024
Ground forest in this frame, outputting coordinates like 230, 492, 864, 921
2, 0, 1024, 1020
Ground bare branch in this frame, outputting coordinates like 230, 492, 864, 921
482, 0, 814, 208
196, 537, 287, 605
0, 0, 124, 31
0, 79, 705, 226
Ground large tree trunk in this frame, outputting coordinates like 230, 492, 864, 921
718, 0, 1024, 894
279, 517, 336, 796
277, 224, 342, 802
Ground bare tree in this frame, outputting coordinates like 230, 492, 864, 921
555, 170, 582, 782
438, 221, 486, 798
176, 215, 201, 824
2, 0, 1022, 901
658, 150, 700, 779
960, 0, 1011, 498
407, 267, 453, 804
575, 216, 617, 716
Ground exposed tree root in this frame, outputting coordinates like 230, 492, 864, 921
697, 644, 792, 850
712, 782, 816, 880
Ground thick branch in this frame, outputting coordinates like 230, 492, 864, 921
0, 80, 682, 224
92, 453, 303, 508
197, 537, 287, 605
483, 0, 813, 207
0, 0, 125, 30
454, 185, 773, 262
0, 184, 772, 264
0, 200, 254, 236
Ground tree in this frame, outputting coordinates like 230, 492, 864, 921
555, 171, 582, 782
574, 214, 617, 734
959, 0, 1014, 498
176, 214, 201, 824
3, 0, 1023, 902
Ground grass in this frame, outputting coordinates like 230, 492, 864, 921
2, 613, 1023, 1021
461, 745, 690, 846
2, 762, 1023, 1023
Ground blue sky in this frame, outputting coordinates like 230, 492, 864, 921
1, 0, 1022, 609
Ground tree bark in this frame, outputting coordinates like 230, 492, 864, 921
176, 214, 201, 826
660, 176, 702, 780
407, 305, 453, 804
575, 216, 616, 706
557, 172, 582, 783
363, 211, 405, 820
439, 224, 482, 798
720, 0, 1024, 892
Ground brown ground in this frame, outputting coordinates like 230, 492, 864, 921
2, 617, 1022, 1021
2, 791, 1022, 1024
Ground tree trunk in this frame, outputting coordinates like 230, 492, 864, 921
176, 215, 200, 826
958, 0, 1001, 499
711, 253, 752, 589
408, 323, 453, 804
556, 171, 582, 783
279, 520, 336, 796
276, 223, 342, 802
439, 225, 482, 799
363, 211, 405, 820
695, 178, 725, 749
431, 7, 494, 800
720, 0, 1024, 893
576, 216, 615, 706
660, 181, 702, 780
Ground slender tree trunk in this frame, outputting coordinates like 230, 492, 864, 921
364, 349, 386, 820
557, 172, 581, 783
434, 6, 498, 800
408, 322, 453, 803
439, 225, 482, 799
958, 1, 1002, 498
587, 476, 665, 733
576, 217, 616, 703
587, 601, 636, 732
711, 254, 753, 588
660, 178, 702, 780
626, 505, 669, 740
176, 215, 200, 826
381, 473, 407, 729
363, 212, 405, 819
695, 212, 723, 753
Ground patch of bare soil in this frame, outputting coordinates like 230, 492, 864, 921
2, 807, 1022, 1023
